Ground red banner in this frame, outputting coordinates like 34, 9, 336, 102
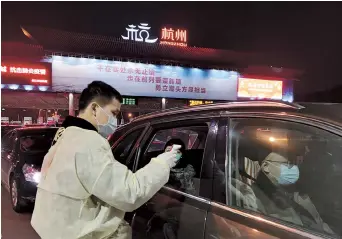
1, 62, 52, 86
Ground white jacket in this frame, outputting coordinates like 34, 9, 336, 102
31, 126, 170, 239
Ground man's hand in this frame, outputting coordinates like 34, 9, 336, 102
155, 145, 182, 168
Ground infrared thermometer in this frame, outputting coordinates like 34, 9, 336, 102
165, 144, 182, 153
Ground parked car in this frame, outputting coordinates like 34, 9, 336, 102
108, 101, 342, 239
1, 127, 58, 212
1, 125, 22, 137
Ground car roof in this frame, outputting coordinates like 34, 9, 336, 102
297, 102, 342, 124
131, 101, 299, 122
126, 101, 341, 128
14, 127, 59, 134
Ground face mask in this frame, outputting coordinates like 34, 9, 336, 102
95, 106, 118, 138
176, 153, 182, 160
278, 164, 300, 185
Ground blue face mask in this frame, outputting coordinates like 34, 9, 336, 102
95, 106, 118, 138
278, 164, 300, 185
176, 153, 182, 160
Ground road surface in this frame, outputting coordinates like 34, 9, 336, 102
1, 186, 40, 239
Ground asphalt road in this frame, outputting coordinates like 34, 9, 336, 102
1, 186, 40, 239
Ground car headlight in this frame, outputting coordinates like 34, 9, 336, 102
22, 164, 41, 183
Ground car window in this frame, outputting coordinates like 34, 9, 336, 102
1, 131, 15, 151
20, 132, 55, 153
221, 118, 342, 237
112, 128, 144, 166
147, 127, 206, 153
138, 124, 209, 196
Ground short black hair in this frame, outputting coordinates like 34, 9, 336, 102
164, 138, 186, 153
78, 81, 123, 111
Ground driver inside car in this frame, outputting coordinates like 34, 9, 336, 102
248, 151, 335, 235
211, 147, 335, 236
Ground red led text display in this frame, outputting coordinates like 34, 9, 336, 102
1, 62, 52, 86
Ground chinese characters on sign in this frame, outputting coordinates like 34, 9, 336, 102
160, 28, 187, 47
188, 100, 213, 106
52, 56, 239, 100
1, 62, 51, 88
97, 64, 206, 95
1, 65, 46, 75
121, 23, 188, 47
238, 78, 283, 100
121, 23, 158, 43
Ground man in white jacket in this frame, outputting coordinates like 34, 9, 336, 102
31, 81, 181, 239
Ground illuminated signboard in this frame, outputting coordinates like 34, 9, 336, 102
122, 97, 136, 105
1, 117, 10, 124
121, 23, 158, 43
121, 23, 188, 47
52, 56, 239, 100
238, 78, 283, 100
160, 28, 187, 47
188, 100, 214, 106
1, 62, 52, 91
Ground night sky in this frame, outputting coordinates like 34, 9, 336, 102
2, 1, 342, 98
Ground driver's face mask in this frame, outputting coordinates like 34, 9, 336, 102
176, 152, 182, 160
267, 161, 300, 185
95, 105, 118, 138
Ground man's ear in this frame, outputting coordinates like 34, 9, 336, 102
91, 103, 98, 116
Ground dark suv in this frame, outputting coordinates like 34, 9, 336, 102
1, 127, 58, 212
109, 101, 342, 239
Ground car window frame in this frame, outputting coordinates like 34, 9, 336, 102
219, 112, 342, 238
1, 131, 12, 150
132, 116, 220, 198
110, 123, 149, 167
2, 130, 16, 152
145, 125, 208, 153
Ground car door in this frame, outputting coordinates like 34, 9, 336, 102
1, 130, 16, 188
130, 117, 218, 239
205, 114, 342, 239
109, 123, 150, 224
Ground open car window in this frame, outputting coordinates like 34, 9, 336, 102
20, 131, 56, 153
146, 126, 207, 153
139, 124, 209, 196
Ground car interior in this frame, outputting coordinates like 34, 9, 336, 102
140, 125, 209, 195
229, 121, 342, 236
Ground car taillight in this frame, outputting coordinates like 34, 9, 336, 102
22, 164, 41, 183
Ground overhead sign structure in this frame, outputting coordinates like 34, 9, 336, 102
121, 23, 158, 43
47, 117, 55, 124
37, 117, 44, 124
52, 56, 239, 101
1, 117, 10, 124
23, 117, 33, 125
160, 28, 187, 47
238, 77, 283, 100
1, 61, 52, 90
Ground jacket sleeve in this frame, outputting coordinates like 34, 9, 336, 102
75, 140, 171, 212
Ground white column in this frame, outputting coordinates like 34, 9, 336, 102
68, 93, 75, 116
162, 98, 166, 110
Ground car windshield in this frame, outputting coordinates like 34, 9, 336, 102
20, 131, 56, 153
